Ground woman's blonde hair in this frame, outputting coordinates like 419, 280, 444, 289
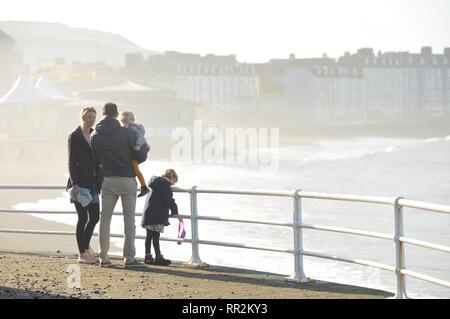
80, 106, 96, 126
118, 110, 136, 124
162, 169, 178, 183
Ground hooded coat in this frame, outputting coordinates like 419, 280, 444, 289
91, 116, 137, 178
141, 176, 178, 227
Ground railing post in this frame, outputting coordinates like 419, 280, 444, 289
393, 197, 408, 299
188, 185, 205, 266
288, 189, 309, 283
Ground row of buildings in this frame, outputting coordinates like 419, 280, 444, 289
281, 47, 450, 124
126, 47, 450, 125
2, 23, 450, 127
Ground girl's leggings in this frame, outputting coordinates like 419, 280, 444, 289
145, 230, 161, 256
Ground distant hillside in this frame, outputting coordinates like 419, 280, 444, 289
0, 21, 159, 69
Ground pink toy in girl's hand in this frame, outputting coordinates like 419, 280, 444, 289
177, 218, 186, 245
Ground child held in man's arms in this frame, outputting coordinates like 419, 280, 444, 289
119, 110, 151, 197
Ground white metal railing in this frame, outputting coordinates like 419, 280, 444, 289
0, 184, 449, 298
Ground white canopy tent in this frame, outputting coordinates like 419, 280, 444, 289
0, 74, 49, 104
0, 74, 62, 139
35, 75, 69, 101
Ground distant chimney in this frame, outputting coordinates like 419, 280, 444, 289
444, 47, 450, 57
357, 48, 374, 56
289, 53, 296, 60
421, 46, 432, 56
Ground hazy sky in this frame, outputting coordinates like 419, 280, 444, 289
1, 0, 449, 62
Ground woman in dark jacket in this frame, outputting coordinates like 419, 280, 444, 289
141, 169, 180, 266
68, 106, 102, 264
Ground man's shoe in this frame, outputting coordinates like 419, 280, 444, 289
99, 259, 113, 267
154, 255, 171, 266
124, 259, 145, 267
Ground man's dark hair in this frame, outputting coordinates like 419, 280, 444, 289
103, 102, 118, 117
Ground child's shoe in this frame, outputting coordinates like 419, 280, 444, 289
144, 254, 154, 265
138, 185, 150, 197
154, 255, 171, 266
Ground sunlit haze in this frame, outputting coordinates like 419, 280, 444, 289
1, 0, 450, 62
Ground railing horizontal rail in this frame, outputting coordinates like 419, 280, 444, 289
171, 187, 191, 194
0, 185, 66, 190
194, 188, 294, 197
0, 185, 192, 193
298, 191, 396, 206
0, 208, 405, 242
302, 249, 396, 273
398, 199, 450, 215
196, 239, 294, 254
400, 269, 450, 289
0, 228, 76, 236
0, 228, 190, 244
399, 237, 450, 254
0, 209, 192, 220
196, 215, 293, 227
0, 209, 81, 215
196, 240, 397, 273
1, 184, 450, 212
301, 223, 394, 241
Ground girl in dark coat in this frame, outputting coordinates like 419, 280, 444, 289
141, 169, 180, 265
68, 106, 102, 264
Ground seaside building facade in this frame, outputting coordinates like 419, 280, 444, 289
126, 51, 260, 111
274, 47, 450, 125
